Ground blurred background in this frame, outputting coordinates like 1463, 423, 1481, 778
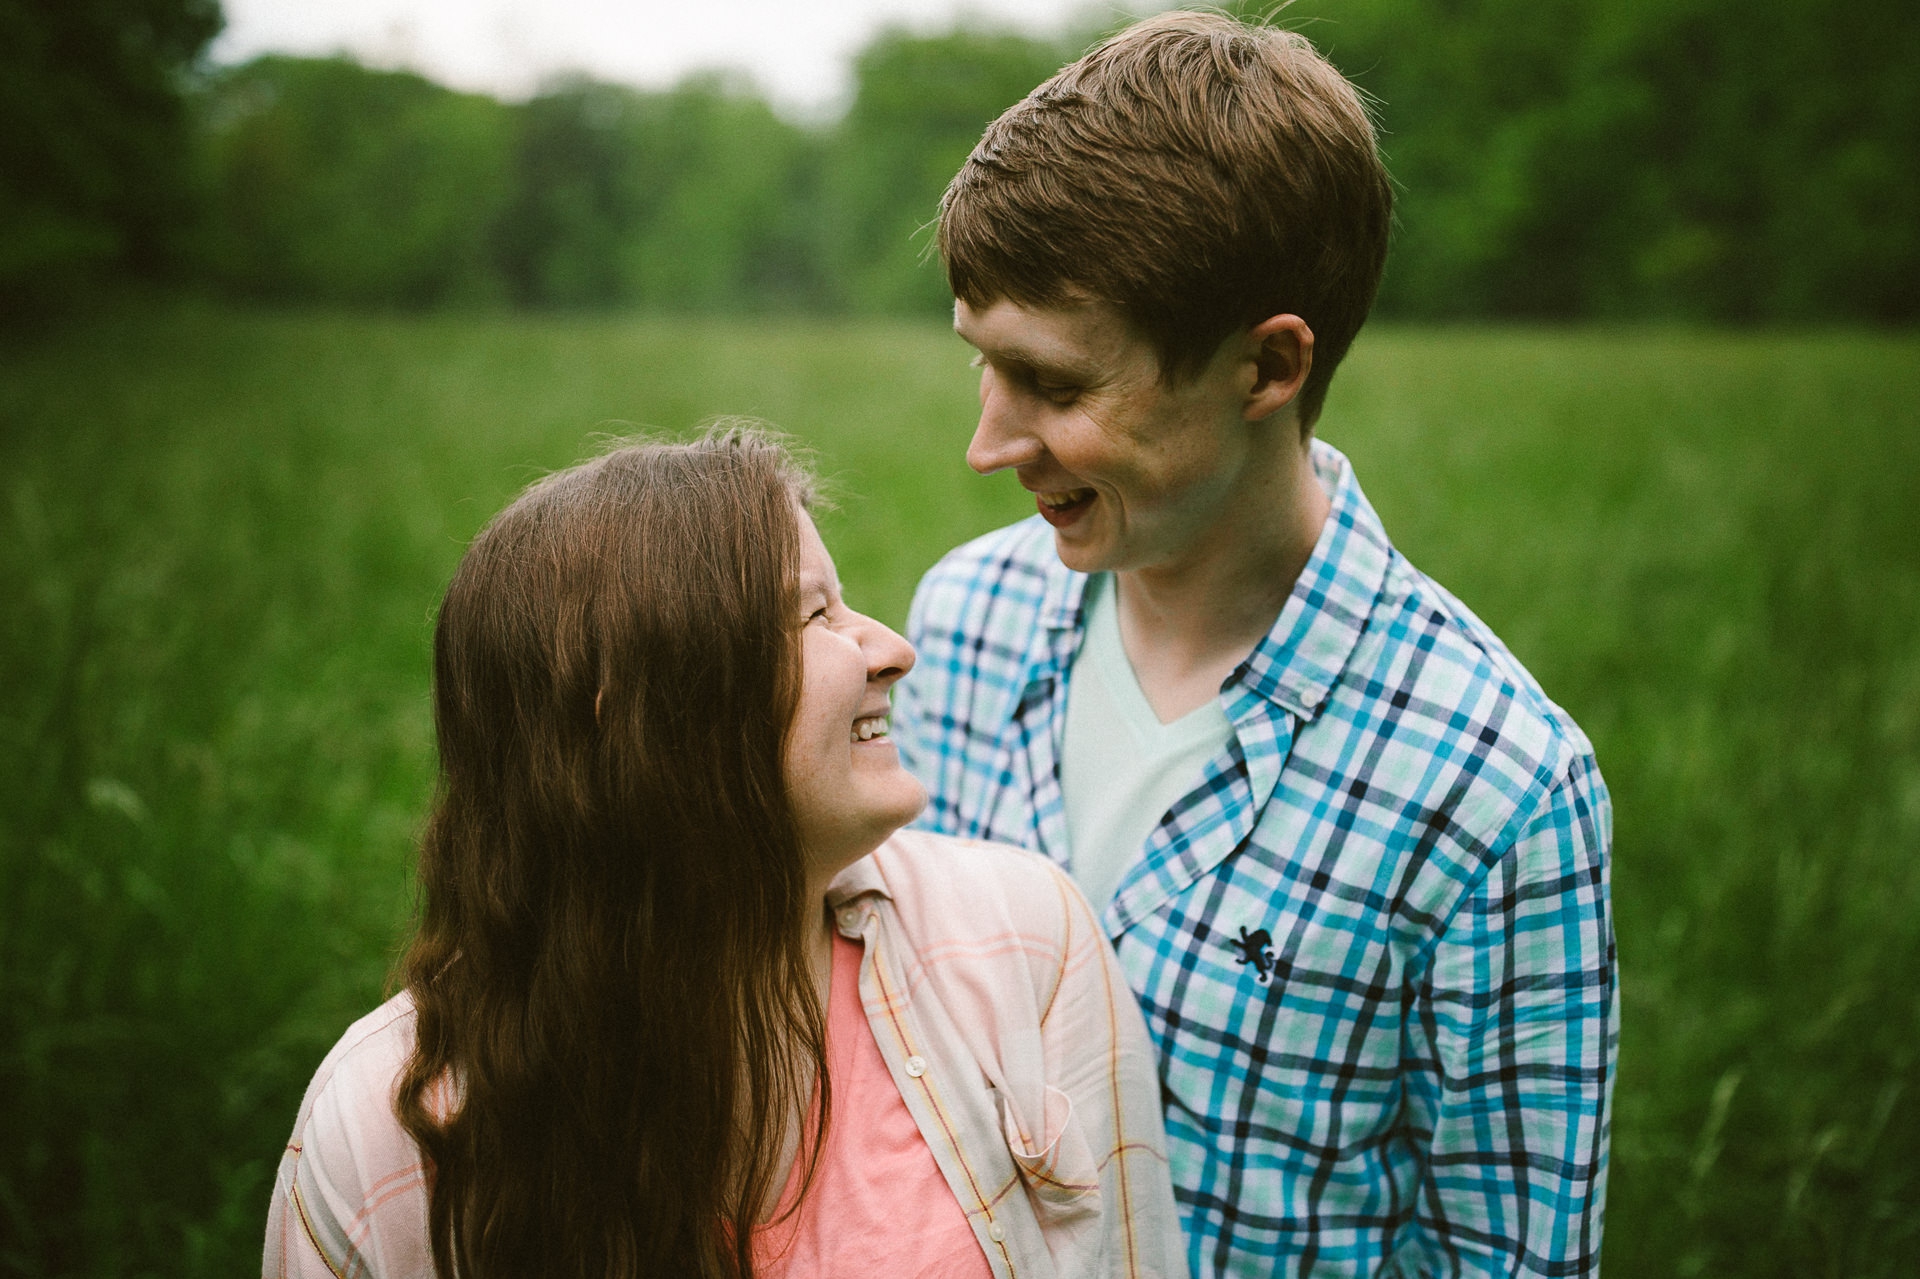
2, 0, 1916, 1273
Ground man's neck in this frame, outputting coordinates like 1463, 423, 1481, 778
1113, 439, 1330, 723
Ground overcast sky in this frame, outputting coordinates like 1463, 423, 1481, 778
215, 1, 1155, 116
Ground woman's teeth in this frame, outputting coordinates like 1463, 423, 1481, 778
852, 716, 889, 742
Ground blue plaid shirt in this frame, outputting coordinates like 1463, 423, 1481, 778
894, 442, 1617, 1278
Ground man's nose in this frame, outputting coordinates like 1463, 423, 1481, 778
966, 373, 1041, 476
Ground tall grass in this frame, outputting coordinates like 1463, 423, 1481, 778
1, 304, 1915, 1274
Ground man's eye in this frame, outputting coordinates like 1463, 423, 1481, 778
1037, 382, 1080, 404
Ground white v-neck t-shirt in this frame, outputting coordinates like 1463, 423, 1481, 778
1061, 573, 1234, 912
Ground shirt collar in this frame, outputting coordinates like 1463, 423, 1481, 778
1020, 439, 1391, 723
1237, 439, 1393, 721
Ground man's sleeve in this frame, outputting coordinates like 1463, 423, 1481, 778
1396, 751, 1617, 1277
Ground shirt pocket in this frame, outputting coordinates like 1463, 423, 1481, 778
994, 1083, 1103, 1227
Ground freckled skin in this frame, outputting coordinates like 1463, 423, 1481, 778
955, 297, 1268, 578
954, 296, 1328, 724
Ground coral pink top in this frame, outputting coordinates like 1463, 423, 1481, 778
754, 929, 992, 1278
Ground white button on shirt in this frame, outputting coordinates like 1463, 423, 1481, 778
904, 1055, 926, 1077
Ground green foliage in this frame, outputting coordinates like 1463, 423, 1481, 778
819, 26, 1077, 314
199, 57, 516, 306
613, 77, 822, 310
9, 1, 1920, 322
489, 81, 640, 305
183, 22, 1079, 315
1260, 0, 1920, 321
0, 0, 222, 316
495, 75, 826, 309
3, 306, 1917, 1273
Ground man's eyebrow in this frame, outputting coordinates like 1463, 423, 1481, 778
954, 321, 1033, 362
969, 338, 1089, 375
986, 341, 1047, 365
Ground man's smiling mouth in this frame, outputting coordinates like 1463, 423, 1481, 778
1035, 487, 1096, 526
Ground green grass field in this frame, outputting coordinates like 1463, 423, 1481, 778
3, 303, 1916, 1275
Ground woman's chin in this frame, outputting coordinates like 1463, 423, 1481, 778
802, 777, 928, 883
856, 775, 931, 855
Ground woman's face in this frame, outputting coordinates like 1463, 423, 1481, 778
784, 509, 926, 876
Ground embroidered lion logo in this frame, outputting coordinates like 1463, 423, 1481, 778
1229, 925, 1276, 984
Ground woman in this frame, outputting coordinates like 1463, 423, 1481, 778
265, 426, 1186, 1279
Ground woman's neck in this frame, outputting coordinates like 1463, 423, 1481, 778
806, 898, 836, 1006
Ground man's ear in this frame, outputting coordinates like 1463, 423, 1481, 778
1244, 314, 1314, 422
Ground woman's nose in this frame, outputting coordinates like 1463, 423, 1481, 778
864, 617, 916, 685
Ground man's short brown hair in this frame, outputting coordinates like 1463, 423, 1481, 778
938, 10, 1392, 428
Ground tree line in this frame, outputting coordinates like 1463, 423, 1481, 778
4, 0, 1914, 325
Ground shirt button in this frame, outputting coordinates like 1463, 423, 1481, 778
837, 908, 861, 931
904, 1055, 926, 1077
987, 1222, 1006, 1243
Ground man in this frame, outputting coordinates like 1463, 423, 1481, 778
891, 11, 1617, 1278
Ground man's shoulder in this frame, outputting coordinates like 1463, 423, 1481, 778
924, 514, 1058, 579
899, 517, 1065, 749
910, 515, 1060, 634
1328, 550, 1599, 846
1409, 559, 1586, 750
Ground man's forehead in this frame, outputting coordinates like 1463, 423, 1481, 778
953, 295, 1134, 362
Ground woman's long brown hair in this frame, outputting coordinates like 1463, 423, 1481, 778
394, 426, 827, 1279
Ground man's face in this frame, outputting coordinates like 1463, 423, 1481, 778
954, 296, 1262, 576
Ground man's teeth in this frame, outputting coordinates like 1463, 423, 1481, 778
852, 716, 889, 742
1039, 488, 1094, 509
